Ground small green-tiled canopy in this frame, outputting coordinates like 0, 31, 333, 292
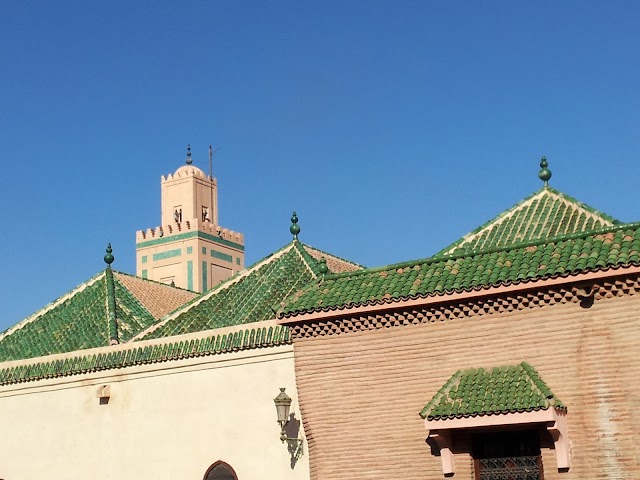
279, 223, 640, 317
438, 187, 618, 256
419, 362, 565, 420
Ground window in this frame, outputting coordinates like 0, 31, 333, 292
422, 363, 570, 477
473, 430, 543, 480
204, 461, 238, 480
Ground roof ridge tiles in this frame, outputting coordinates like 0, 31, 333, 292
105, 267, 119, 345
546, 186, 619, 224
292, 241, 320, 277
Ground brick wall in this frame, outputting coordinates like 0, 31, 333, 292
291, 280, 640, 480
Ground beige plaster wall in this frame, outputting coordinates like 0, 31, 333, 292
0, 344, 308, 480
289, 280, 640, 480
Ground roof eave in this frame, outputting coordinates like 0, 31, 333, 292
424, 406, 564, 429
277, 263, 640, 325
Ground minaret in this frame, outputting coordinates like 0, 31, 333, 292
135, 146, 245, 292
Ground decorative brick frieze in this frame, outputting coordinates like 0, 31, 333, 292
289, 274, 640, 339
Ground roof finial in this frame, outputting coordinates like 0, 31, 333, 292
186, 144, 192, 165
290, 211, 300, 240
538, 156, 552, 187
318, 257, 328, 276
104, 243, 114, 267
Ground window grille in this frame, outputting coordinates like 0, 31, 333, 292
476, 455, 542, 480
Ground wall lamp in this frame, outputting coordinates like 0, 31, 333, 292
273, 388, 304, 458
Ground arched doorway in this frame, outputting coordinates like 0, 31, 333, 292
203, 461, 238, 480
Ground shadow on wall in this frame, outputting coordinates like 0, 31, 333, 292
284, 413, 304, 469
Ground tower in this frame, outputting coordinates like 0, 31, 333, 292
136, 146, 245, 292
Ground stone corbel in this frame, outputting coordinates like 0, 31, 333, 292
428, 430, 455, 476
425, 409, 571, 475
547, 411, 571, 470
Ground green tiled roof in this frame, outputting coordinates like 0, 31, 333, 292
419, 362, 565, 420
279, 222, 640, 317
0, 271, 180, 362
0, 239, 357, 363
139, 241, 353, 340
0, 323, 291, 387
438, 187, 618, 256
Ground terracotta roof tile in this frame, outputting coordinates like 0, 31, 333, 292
303, 244, 362, 273
113, 272, 198, 319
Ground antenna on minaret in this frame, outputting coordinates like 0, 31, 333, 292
209, 145, 213, 180
209, 145, 215, 226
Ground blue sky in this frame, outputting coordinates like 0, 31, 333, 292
1, 1, 639, 330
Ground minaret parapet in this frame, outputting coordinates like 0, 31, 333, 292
136, 220, 244, 245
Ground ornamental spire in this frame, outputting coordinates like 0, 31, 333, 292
290, 211, 300, 240
318, 257, 328, 276
538, 156, 552, 187
104, 243, 114, 267
186, 144, 192, 165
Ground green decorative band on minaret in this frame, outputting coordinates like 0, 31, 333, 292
538, 156, 552, 187
187, 260, 194, 291
136, 231, 244, 251
104, 244, 119, 345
